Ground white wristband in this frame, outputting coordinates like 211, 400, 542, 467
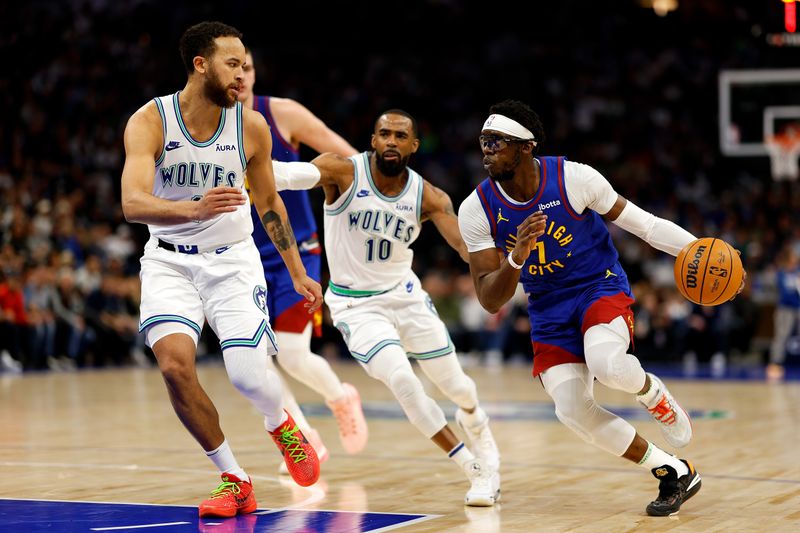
507, 253, 524, 270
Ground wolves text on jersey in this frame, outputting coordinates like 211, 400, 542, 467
347, 209, 415, 243
159, 162, 237, 188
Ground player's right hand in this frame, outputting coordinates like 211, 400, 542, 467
293, 275, 324, 313
510, 211, 547, 266
193, 187, 246, 221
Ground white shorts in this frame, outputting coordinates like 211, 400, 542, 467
138, 236, 278, 354
325, 272, 453, 363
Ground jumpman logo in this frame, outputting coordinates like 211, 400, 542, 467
605, 269, 617, 278
497, 208, 509, 224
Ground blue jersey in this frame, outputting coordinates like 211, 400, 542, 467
777, 268, 800, 308
475, 156, 622, 298
249, 95, 318, 267
475, 156, 635, 375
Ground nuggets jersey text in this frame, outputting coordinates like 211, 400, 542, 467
475, 156, 620, 297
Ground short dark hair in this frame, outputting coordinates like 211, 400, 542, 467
488, 99, 546, 153
179, 21, 243, 75
376, 109, 418, 138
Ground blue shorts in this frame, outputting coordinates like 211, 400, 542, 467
527, 262, 635, 376
262, 251, 322, 334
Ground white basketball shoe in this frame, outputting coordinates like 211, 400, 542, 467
638, 373, 693, 448
463, 458, 501, 507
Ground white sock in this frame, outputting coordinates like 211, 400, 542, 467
206, 439, 248, 480
637, 441, 689, 477
264, 409, 289, 432
448, 441, 476, 469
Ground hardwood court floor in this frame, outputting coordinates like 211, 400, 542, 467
1, 360, 799, 532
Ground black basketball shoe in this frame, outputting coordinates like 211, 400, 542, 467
646, 459, 702, 516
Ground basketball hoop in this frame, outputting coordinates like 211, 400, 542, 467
765, 126, 800, 181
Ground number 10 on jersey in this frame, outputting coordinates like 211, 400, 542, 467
365, 237, 392, 262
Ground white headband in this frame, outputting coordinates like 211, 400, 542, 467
482, 114, 537, 145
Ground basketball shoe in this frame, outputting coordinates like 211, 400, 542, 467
463, 458, 501, 507
456, 407, 500, 472
198, 473, 256, 518
637, 373, 692, 448
278, 427, 329, 475
326, 383, 368, 454
268, 410, 320, 487
646, 459, 702, 516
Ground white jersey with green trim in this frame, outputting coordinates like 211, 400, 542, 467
323, 152, 423, 295
150, 92, 251, 248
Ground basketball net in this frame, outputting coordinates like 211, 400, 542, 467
765, 128, 800, 181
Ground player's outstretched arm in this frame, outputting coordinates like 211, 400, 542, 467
606, 195, 696, 257
121, 103, 246, 225
244, 108, 322, 312
271, 153, 355, 192
421, 180, 469, 263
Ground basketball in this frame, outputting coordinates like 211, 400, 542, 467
674, 238, 744, 306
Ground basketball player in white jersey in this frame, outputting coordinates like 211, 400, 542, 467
120, 21, 322, 518
238, 48, 367, 471
272, 110, 501, 506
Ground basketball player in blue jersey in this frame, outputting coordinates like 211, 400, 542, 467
272, 110, 501, 506
238, 48, 367, 467
121, 21, 322, 518
459, 99, 743, 516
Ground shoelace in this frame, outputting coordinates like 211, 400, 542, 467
648, 394, 677, 425
208, 480, 241, 500
275, 425, 308, 463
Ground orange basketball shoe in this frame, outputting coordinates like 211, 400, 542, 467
326, 383, 368, 454
279, 427, 328, 475
198, 473, 257, 518
269, 410, 320, 486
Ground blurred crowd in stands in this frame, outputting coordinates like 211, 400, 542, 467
1, 0, 799, 377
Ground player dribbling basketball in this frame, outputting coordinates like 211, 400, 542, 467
458, 99, 746, 516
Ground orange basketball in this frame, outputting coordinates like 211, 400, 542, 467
674, 237, 744, 306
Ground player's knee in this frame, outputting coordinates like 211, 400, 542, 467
388, 367, 425, 404
224, 349, 272, 397
586, 347, 644, 393
438, 372, 477, 407
157, 356, 196, 388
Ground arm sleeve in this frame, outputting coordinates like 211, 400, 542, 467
612, 199, 697, 257
271, 161, 321, 192
457, 192, 496, 253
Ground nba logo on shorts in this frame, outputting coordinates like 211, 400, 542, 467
252, 285, 268, 315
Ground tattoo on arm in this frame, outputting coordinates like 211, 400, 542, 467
261, 210, 297, 251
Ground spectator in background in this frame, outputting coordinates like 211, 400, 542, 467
0, 269, 27, 373
768, 246, 800, 381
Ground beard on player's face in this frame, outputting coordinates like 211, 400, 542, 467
204, 66, 236, 108
375, 150, 409, 177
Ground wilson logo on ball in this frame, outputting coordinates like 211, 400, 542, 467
674, 237, 744, 306
684, 245, 707, 289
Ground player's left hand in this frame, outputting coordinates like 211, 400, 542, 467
294, 275, 324, 312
